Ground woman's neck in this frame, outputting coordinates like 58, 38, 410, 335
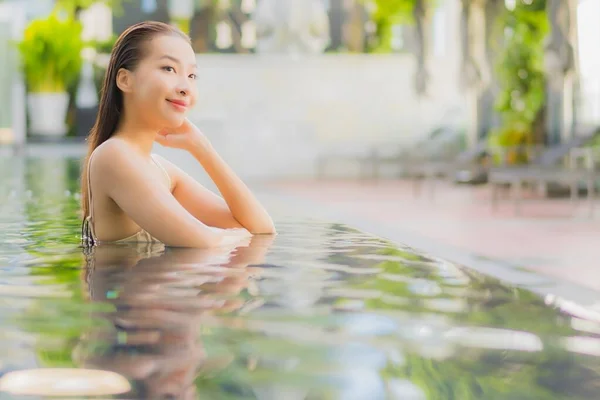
113, 113, 157, 156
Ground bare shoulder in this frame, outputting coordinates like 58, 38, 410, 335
93, 137, 134, 161
93, 139, 138, 168
91, 139, 144, 183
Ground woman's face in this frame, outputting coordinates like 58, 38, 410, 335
125, 34, 198, 129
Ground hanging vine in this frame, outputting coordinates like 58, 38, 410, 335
488, 0, 548, 161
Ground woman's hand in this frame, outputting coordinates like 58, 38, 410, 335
155, 118, 212, 153
218, 228, 253, 248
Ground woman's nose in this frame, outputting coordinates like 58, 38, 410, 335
177, 84, 188, 96
177, 79, 192, 96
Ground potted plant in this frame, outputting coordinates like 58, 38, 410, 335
18, 12, 84, 138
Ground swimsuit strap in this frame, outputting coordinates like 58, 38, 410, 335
82, 150, 99, 247
151, 154, 172, 189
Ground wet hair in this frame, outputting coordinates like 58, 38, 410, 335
80, 21, 190, 219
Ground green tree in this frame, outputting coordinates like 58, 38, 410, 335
360, 0, 418, 53
55, 0, 129, 17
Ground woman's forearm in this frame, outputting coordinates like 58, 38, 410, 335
190, 143, 276, 234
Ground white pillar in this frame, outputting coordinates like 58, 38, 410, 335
80, 2, 113, 43
0, 1, 27, 149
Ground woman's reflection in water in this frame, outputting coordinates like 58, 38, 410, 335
75, 235, 275, 399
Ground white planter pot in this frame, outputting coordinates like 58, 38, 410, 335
27, 92, 69, 137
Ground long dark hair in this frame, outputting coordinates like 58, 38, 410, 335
81, 21, 190, 218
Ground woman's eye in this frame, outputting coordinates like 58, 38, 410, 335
189, 74, 197, 80
162, 66, 175, 73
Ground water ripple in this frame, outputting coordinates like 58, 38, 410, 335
0, 157, 599, 399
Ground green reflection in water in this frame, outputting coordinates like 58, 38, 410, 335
1, 157, 600, 399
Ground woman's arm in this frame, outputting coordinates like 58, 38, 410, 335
155, 120, 276, 235
189, 142, 275, 234
95, 140, 251, 248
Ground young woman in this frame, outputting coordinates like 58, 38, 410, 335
81, 21, 275, 248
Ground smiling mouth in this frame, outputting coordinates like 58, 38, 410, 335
166, 100, 188, 111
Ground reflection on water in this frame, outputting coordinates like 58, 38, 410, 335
1, 157, 600, 399
75, 239, 271, 399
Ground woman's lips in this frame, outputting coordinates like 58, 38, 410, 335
167, 99, 188, 111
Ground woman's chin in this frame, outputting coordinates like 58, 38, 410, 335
162, 115, 187, 129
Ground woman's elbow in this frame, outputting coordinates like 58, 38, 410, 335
250, 222, 277, 235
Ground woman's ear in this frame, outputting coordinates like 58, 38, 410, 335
116, 68, 133, 93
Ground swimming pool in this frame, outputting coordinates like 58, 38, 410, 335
1, 154, 600, 399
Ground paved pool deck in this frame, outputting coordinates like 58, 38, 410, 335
264, 179, 600, 296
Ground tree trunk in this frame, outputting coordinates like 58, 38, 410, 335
459, 0, 481, 91
477, 0, 504, 139
412, 0, 429, 96
544, 0, 575, 145
190, 5, 216, 53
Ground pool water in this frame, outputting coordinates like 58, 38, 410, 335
1, 156, 600, 399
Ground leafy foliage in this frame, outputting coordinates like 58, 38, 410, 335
359, 0, 419, 52
54, 0, 129, 16
89, 34, 118, 54
17, 13, 84, 93
488, 0, 548, 161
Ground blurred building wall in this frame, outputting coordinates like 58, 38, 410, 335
165, 52, 465, 179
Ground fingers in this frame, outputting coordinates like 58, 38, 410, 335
155, 133, 175, 145
154, 134, 168, 146
155, 132, 187, 149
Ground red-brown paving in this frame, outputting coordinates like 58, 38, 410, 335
266, 179, 599, 291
